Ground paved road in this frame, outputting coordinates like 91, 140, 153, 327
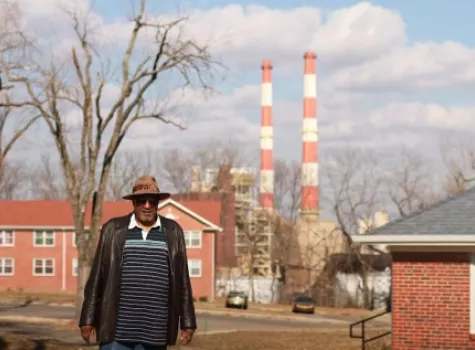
0, 303, 355, 332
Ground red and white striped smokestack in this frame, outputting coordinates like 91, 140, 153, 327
259, 59, 274, 210
301, 51, 318, 217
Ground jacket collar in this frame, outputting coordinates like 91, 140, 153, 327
128, 213, 161, 230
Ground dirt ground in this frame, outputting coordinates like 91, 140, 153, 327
0, 291, 75, 304
0, 333, 89, 350
0, 330, 391, 350
190, 330, 391, 350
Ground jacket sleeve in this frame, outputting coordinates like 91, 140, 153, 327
78, 223, 107, 327
177, 223, 197, 330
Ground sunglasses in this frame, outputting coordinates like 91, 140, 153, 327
134, 198, 159, 207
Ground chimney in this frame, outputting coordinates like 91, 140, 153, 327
217, 164, 233, 193
300, 51, 318, 218
259, 59, 274, 210
190, 165, 202, 192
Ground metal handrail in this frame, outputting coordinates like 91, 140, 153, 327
349, 310, 391, 350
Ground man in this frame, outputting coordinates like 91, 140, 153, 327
79, 175, 196, 350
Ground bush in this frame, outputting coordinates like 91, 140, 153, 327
198, 296, 208, 302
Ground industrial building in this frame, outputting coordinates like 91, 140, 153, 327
185, 52, 347, 299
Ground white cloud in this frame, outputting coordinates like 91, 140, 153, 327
5, 0, 475, 162
369, 103, 475, 131
311, 2, 406, 65
9, 1, 411, 71
327, 41, 475, 92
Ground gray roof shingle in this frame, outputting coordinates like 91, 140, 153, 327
370, 186, 475, 235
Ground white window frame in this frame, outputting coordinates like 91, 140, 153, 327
188, 259, 202, 278
72, 258, 78, 276
73, 230, 91, 247
32, 258, 55, 276
0, 231, 14, 247
33, 231, 55, 247
470, 254, 475, 334
0, 258, 14, 276
184, 230, 202, 249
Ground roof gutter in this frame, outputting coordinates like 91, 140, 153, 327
0, 225, 80, 230
351, 234, 475, 246
204, 227, 222, 232
0, 224, 223, 232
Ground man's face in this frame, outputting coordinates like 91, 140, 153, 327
133, 196, 159, 225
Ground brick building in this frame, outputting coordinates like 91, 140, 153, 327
353, 187, 475, 350
173, 164, 237, 269
0, 198, 221, 300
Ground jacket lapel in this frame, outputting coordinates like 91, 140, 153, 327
160, 215, 176, 274
115, 213, 133, 266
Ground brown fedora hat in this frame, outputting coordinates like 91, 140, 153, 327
122, 175, 171, 201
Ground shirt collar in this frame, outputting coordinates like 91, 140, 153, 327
128, 214, 161, 230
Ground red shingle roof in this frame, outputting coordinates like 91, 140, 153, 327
0, 199, 221, 227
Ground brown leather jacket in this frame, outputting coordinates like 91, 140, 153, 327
79, 213, 197, 346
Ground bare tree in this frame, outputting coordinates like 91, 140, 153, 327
158, 138, 254, 192
0, 0, 30, 73
0, 2, 38, 195
0, 0, 220, 316
324, 148, 383, 239
270, 160, 302, 283
107, 150, 153, 200
440, 136, 475, 196
30, 150, 154, 200
323, 146, 444, 308
323, 147, 384, 308
29, 154, 68, 200
384, 148, 439, 217
271, 160, 343, 304
0, 160, 27, 199
273, 160, 301, 221
0, 97, 39, 193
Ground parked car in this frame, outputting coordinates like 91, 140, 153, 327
292, 295, 316, 314
225, 291, 248, 309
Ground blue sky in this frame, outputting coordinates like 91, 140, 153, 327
94, 0, 475, 46
8, 0, 475, 171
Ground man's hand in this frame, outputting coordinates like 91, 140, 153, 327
80, 325, 95, 344
180, 329, 195, 345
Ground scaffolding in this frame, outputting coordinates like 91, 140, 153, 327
200, 166, 273, 276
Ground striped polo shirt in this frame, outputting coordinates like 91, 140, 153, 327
114, 215, 170, 345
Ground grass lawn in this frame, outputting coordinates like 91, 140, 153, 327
0, 329, 391, 350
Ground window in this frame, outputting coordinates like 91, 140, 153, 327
33, 258, 54, 276
73, 231, 90, 247
72, 258, 78, 276
0, 258, 13, 275
34, 231, 55, 247
470, 254, 475, 334
184, 231, 202, 248
188, 259, 202, 277
0, 231, 14, 246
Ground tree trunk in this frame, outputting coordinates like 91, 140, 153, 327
75, 264, 92, 320
74, 167, 112, 321
361, 268, 371, 309
270, 273, 276, 304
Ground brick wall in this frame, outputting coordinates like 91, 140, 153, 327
392, 251, 475, 350
172, 191, 236, 268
